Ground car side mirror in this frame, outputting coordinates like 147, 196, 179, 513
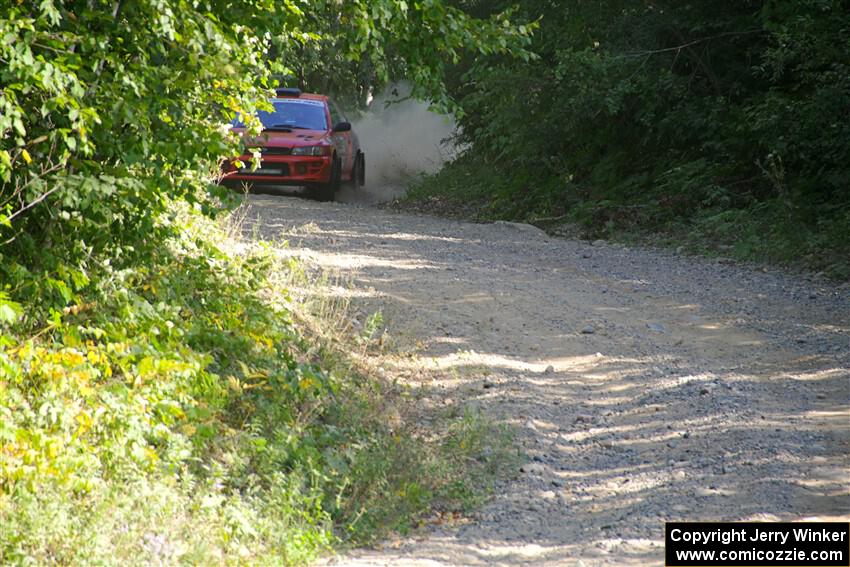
332, 121, 352, 132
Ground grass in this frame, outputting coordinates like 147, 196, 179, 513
261, 224, 519, 544
0, 198, 517, 565
400, 155, 850, 280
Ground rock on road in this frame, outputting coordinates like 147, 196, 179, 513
243, 193, 850, 567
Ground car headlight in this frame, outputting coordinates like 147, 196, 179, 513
291, 145, 330, 156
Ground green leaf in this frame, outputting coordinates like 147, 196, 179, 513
0, 292, 22, 325
0, 304, 21, 325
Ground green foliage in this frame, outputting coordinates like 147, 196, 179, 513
425, 0, 850, 277
0, 0, 531, 291
0, 207, 334, 564
0, 2, 530, 561
0, 206, 512, 564
274, 0, 534, 111
360, 310, 384, 344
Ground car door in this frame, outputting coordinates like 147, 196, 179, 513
328, 99, 354, 175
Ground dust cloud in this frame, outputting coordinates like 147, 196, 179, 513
340, 84, 456, 204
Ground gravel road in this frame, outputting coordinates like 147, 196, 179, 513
243, 193, 850, 566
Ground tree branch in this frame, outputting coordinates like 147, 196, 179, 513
620, 29, 763, 58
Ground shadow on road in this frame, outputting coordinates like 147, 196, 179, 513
242, 194, 850, 566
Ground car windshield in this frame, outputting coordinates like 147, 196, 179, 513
232, 99, 327, 130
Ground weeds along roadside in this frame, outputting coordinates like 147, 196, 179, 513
240, 208, 519, 548
400, 155, 850, 280
0, 199, 515, 565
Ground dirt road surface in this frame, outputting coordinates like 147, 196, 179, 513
243, 194, 850, 566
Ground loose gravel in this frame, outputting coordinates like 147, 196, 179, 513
243, 194, 849, 567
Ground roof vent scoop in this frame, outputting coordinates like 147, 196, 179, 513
275, 87, 302, 97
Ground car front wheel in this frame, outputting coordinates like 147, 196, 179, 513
312, 156, 341, 202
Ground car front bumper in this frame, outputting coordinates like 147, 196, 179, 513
220, 154, 332, 186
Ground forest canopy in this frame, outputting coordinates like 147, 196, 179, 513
426, 0, 850, 276
0, 0, 531, 295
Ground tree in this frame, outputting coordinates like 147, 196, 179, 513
0, 0, 531, 307
435, 0, 849, 273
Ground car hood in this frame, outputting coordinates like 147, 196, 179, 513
232, 128, 331, 148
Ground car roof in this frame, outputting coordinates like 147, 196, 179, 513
273, 92, 328, 103
299, 93, 328, 102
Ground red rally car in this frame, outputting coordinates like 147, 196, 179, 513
221, 88, 365, 201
